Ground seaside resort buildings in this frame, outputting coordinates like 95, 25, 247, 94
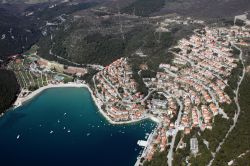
93, 25, 250, 162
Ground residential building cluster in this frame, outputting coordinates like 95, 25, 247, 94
93, 58, 147, 122
93, 25, 249, 163
141, 26, 246, 161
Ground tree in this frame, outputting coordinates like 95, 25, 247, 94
0, 69, 19, 113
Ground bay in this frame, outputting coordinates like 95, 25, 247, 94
0, 87, 155, 166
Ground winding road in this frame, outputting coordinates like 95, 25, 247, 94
208, 44, 246, 166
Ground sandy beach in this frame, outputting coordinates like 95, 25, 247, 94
12, 82, 160, 125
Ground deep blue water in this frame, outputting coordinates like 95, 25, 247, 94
0, 88, 155, 166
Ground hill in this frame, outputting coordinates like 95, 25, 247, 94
0, 69, 19, 114
156, 0, 250, 19
0, 0, 57, 4
0, 3, 41, 60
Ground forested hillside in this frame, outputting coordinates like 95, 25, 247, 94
0, 1, 98, 61
157, 0, 250, 19
0, 69, 19, 114
121, 0, 165, 17
212, 74, 250, 165
37, 12, 153, 66
0, 0, 56, 4
0, 4, 40, 60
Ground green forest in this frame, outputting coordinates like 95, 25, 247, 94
0, 69, 19, 114
212, 74, 250, 165
122, 0, 165, 16
144, 149, 168, 166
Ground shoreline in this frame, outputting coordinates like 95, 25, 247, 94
9, 82, 160, 166
11, 82, 160, 125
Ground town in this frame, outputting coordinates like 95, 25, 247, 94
93, 58, 149, 122
4, 14, 250, 166
1, 0, 250, 166
92, 24, 249, 165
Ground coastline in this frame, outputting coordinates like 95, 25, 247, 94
11, 82, 160, 125
9, 82, 160, 166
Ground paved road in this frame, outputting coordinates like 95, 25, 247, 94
163, 91, 183, 166
170, 51, 195, 66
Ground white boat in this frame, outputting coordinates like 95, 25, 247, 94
67, 129, 71, 133
137, 140, 148, 147
16, 134, 20, 139
50, 130, 54, 134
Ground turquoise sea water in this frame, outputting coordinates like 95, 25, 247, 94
0, 88, 155, 166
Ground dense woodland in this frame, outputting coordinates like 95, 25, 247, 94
26, 1, 98, 22
157, 0, 250, 19
0, 69, 19, 114
143, 149, 168, 166
212, 52, 250, 165
0, 5, 41, 60
0, 1, 98, 61
121, 0, 165, 17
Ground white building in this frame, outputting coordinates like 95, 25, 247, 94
190, 137, 199, 155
